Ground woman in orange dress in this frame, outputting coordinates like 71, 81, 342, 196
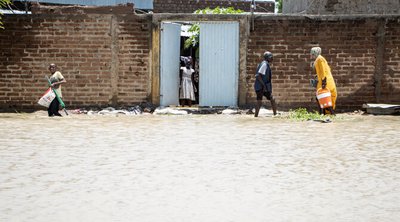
310, 47, 337, 111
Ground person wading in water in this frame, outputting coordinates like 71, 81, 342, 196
254, 51, 277, 117
47, 63, 66, 117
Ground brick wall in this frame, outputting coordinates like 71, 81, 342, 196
116, 15, 151, 106
283, 0, 400, 14
247, 16, 400, 111
382, 20, 400, 103
153, 0, 275, 13
0, 11, 151, 111
1, 11, 399, 112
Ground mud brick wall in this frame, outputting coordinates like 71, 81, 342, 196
246, 16, 400, 111
0, 13, 151, 111
382, 20, 400, 104
1, 12, 399, 112
284, 0, 400, 14
153, 0, 274, 13
117, 15, 151, 107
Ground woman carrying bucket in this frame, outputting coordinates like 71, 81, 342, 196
316, 77, 335, 115
310, 47, 337, 114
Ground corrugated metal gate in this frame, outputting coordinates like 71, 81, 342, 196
160, 22, 181, 106
159, 21, 239, 107
199, 22, 239, 107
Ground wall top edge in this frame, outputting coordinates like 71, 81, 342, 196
4, 13, 400, 21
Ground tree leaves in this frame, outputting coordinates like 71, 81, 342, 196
0, 0, 12, 29
183, 7, 244, 49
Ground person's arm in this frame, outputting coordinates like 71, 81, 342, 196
256, 74, 267, 91
51, 72, 66, 87
51, 79, 66, 87
256, 62, 267, 91
314, 58, 325, 89
191, 69, 195, 84
321, 77, 328, 89
179, 68, 184, 88
190, 69, 197, 92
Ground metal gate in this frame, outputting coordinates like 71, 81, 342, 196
160, 22, 181, 106
199, 22, 239, 107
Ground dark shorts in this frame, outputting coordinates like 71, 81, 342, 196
256, 90, 272, 100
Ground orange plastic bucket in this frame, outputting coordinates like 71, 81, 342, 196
316, 88, 332, 109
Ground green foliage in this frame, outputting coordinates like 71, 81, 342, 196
0, 0, 12, 29
0, 0, 10, 7
184, 24, 200, 49
286, 108, 327, 121
194, 7, 244, 14
276, 0, 283, 13
184, 7, 244, 49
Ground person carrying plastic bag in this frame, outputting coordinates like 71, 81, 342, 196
46, 63, 66, 117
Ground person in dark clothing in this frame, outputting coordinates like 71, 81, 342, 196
47, 64, 66, 117
254, 51, 277, 117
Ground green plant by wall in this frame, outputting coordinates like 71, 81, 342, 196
283, 108, 341, 121
0, 0, 12, 29
195, 7, 244, 15
276, 0, 283, 13
287, 108, 325, 121
184, 7, 244, 50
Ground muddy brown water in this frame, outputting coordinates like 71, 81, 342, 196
0, 112, 399, 222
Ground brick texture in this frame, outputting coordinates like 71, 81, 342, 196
247, 17, 400, 110
117, 15, 151, 106
284, 0, 400, 14
382, 20, 400, 104
0, 12, 151, 111
153, 0, 275, 13
1, 11, 399, 112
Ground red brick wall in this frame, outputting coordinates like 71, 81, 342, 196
247, 16, 400, 111
153, 0, 275, 13
284, 0, 400, 14
117, 15, 151, 106
1, 12, 399, 112
382, 20, 400, 104
0, 13, 151, 111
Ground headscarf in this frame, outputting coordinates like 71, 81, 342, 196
180, 56, 192, 67
310, 47, 322, 57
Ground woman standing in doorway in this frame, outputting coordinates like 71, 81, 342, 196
179, 58, 196, 107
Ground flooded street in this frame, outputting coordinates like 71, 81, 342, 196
0, 113, 399, 222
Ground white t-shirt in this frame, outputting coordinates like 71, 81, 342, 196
50, 71, 64, 97
257, 62, 267, 75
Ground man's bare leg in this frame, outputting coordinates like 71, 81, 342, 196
255, 100, 262, 117
271, 98, 277, 115
328, 107, 335, 115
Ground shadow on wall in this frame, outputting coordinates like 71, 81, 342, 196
380, 71, 400, 103
338, 79, 375, 111
338, 75, 400, 111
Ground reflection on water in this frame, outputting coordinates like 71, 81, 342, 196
0, 113, 399, 222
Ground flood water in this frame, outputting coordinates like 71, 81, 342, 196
0, 112, 399, 222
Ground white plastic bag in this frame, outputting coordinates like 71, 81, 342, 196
38, 87, 56, 108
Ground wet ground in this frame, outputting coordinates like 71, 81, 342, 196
0, 112, 399, 222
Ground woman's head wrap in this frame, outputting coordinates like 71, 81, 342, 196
310, 47, 322, 56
